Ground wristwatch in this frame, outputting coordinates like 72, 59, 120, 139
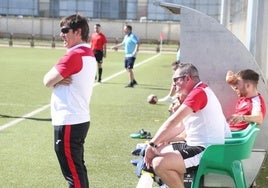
149, 142, 158, 148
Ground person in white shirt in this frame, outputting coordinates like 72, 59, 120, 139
43, 14, 96, 188
144, 63, 227, 188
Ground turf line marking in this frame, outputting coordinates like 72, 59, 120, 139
0, 53, 160, 131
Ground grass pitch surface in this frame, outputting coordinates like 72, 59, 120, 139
0, 46, 174, 187
0, 46, 267, 187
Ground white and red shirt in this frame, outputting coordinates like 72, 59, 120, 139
183, 82, 228, 147
230, 94, 266, 131
51, 43, 97, 125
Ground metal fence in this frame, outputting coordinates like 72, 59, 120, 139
0, 17, 180, 47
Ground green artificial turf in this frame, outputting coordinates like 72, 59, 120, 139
0, 46, 174, 187
0, 46, 267, 188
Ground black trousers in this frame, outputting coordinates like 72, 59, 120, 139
54, 122, 90, 188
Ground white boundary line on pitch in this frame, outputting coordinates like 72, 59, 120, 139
93, 53, 160, 86
0, 53, 161, 131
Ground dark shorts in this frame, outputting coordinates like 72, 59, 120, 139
124, 56, 136, 69
172, 142, 205, 173
93, 50, 104, 63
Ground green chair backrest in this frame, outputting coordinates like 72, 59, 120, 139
225, 122, 258, 144
192, 126, 259, 188
231, 122, 258, 138
202, 127, 259, 169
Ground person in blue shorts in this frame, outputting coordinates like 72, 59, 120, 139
112, 25, 140, 87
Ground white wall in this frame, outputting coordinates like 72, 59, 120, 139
0, 17, 180, 44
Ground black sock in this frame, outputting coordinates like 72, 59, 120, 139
98, 68, 103, 80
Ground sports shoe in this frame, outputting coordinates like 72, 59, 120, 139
131, 148, 142, 156
158, 95, 175, 103
125, 82, 134, 88
130, 158, 141, 166
130, 129, 151, 139
132, 79, 138, 85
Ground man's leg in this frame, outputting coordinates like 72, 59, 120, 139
124, 68, 134, 87
125, 57, 138, 87
152, 151, 186, 188
54, 122, 90, 188
128, 68, 134, 83
94, 51, 103, 82
55, 125, 74, 186
152, 143, 204, 188
98, 62, 103, 82
69, 122, 90, 188
129, 57, 137, 84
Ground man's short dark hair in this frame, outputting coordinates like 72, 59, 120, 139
237, 69, 259, 85
125, 25, 132, 31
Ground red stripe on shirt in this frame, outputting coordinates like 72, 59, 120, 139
183, 82, 208, 112
64, 125, 81, 188
56, 46, 94, 78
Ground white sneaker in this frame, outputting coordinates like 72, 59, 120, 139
158, 96, 174, 103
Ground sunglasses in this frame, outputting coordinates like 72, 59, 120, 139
61, 27, 71, 34
173, 75, 186, 83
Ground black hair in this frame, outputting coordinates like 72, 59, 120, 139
125, 25, 132, 31
237, 69, 259, 86
60, 14, 89, 41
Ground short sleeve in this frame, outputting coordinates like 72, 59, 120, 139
183, 87, 207, 112
55, 52, 82, 78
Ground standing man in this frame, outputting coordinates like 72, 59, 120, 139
144, 63, 227, 188
112, 25, 139, 88
90, 24, 107, 82
43, 14, 96, 188
226, 69, 266, 130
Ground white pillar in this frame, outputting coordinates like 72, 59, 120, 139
245, 0, 259, 54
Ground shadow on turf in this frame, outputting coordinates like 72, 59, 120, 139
0, 114, 51, 121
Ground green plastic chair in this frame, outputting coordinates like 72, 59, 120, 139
231, 122, 258, 138
191, 127, 260, 188
225, 122, 258, 144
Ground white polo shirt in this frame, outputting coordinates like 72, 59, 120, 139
183, 82, 227, 147
51, 43, 97, 125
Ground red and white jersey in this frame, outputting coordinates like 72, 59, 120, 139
51, 43, 97, 125
183, 82, 227, 147
230, 93, 266, 131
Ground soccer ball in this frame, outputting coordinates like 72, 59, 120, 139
147, 94, 158, 104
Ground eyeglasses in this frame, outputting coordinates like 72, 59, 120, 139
173, 75, 186, 83
61, 27, 71, 34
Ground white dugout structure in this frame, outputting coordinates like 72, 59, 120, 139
156, 1, 268, 187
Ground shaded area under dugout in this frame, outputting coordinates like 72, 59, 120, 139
155, 1, 268, 187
